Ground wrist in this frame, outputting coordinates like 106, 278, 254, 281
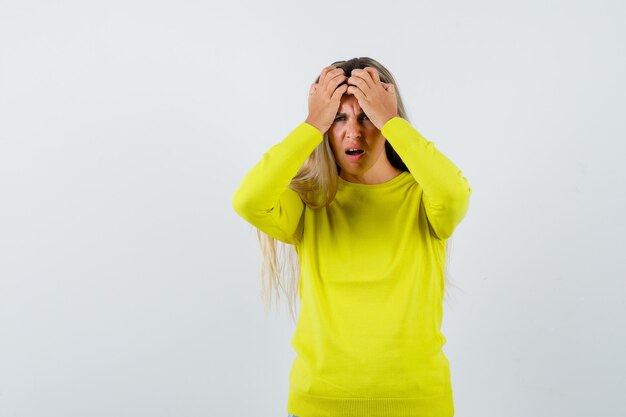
305, 117, 324, 134
381, 114, 400, 128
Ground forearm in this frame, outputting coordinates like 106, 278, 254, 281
232, 122, 323, 221
382, 117, 472, 239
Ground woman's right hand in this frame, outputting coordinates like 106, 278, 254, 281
305, 66, 348, 134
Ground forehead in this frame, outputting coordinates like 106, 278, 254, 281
338, 94, 362, 111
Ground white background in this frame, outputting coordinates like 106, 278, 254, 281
1, 0, 625, 416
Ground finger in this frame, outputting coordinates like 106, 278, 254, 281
380, 82, 393, 91
346, 85, 366, 102
325, 72, 347, 96
326, 67, 345, 82
330, 83, 348, 103
364, 67, 381, 84
347, 75, 368, 93
325, 67, 344, 83
350, 68, 373, 89
318, 65, 337, 86
320, 69, 345, 95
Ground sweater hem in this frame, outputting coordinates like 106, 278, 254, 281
288, 390, 454, 417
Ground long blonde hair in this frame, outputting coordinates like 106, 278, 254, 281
257, 57, 456, 323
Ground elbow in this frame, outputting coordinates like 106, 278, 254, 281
232, 188, 272, 222
457, 181, 472, 210
431, 189, 471, 241
451, 183, 471, 222
450, 174, 472, 215
446, 188, 472, 239
232, 189, 252, 219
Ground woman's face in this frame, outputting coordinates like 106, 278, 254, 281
328, 94, 392, 182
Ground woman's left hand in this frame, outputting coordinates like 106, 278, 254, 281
346, 67, 399, 130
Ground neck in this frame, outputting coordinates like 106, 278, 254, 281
339, 166, 403, 185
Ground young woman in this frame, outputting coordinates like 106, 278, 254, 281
232, 57, 472, 417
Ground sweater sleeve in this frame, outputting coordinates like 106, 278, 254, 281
232, 122, 323, 244
381, 117, 472, 240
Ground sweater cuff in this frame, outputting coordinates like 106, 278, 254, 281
302, 121, 324, 137
381, 117, 431, 155
275, 121, 324, 159
381, 116, 412, 139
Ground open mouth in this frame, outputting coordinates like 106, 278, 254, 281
345, 149, 364, 155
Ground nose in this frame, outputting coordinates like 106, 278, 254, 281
345, 116, 363, 139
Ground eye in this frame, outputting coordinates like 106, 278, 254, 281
334, 115, 345, 121
360, 114, 369, 121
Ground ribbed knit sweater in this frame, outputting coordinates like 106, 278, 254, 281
232, 117, 472, 417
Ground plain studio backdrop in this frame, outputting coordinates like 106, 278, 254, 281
1, 0, 625, 416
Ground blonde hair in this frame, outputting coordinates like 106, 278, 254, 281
257, 57, 456, 323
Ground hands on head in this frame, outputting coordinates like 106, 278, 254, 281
305, 65, 398, 134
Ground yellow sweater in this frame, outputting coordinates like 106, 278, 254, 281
232, 117, 471, 417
